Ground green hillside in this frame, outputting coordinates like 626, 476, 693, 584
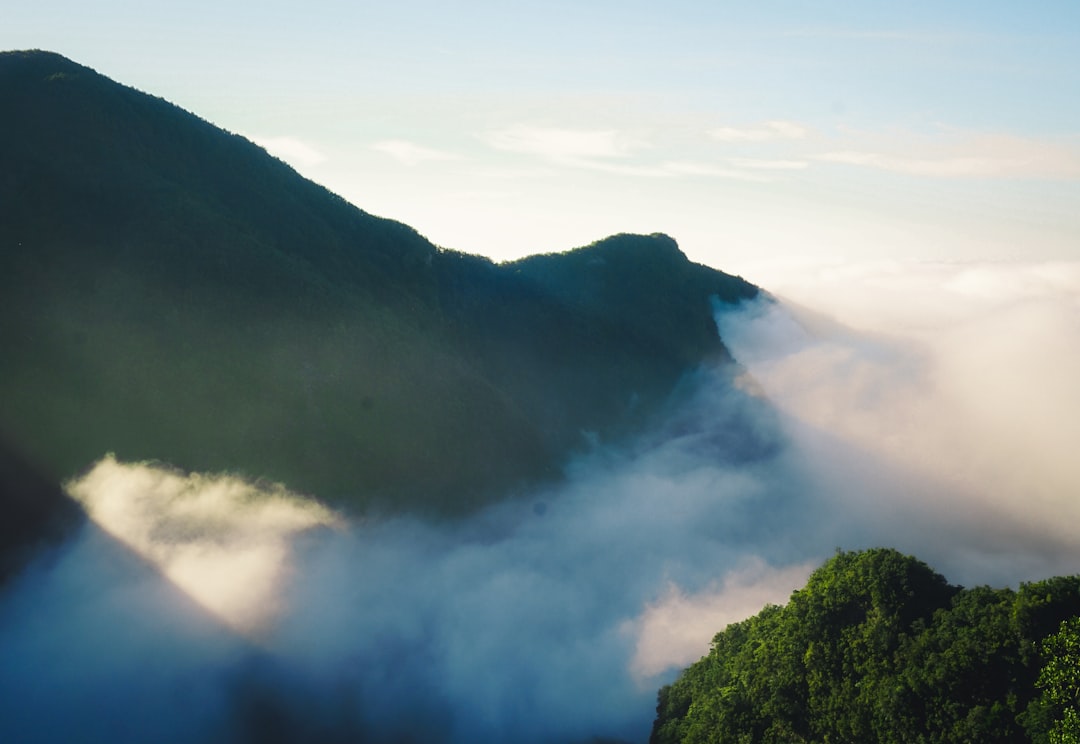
0, 50, 758, 514
651, 549, 1080, 744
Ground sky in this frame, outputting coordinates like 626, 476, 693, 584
5, 0, 1080, 278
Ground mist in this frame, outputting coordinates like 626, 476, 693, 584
1, 258, 1078, 743
728, 258, 1080, 583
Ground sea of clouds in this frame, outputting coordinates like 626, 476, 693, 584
1, 259, 1077, 743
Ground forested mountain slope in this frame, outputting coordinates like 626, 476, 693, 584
651, 549, 1080, 744
0, 50, 757, 515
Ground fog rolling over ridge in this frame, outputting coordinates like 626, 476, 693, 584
3, 263, 1079, 743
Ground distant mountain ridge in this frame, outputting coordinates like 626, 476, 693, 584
0, 50, 758, 515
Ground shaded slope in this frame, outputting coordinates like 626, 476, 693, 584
0, 437, 83, 586
0, 50, 757, 513
434, 234, 758, 461
0, 512, 282, 744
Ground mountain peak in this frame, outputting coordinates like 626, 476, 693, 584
0, 50, 101, 89
1, 48, 82, 67
582, 231, 683, 256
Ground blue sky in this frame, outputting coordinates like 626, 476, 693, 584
5, 1, 1080, 275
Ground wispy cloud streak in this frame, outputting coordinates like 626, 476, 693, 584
372, 139, 463, 166
250, 135, 328, 167
710, 121, 808, 142
815, 134, 1080, 179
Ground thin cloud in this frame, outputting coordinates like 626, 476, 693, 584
565, 159, 772, 180
728, 157, 809, 170
484, 125, 649, 163
662, 161, 774, 181
481, 126, 781, 181
710, 120, 808, 142
815, 133, 1080, 179
372, 139, 463, 166
780, 27, 962, 43
251, 135, 328, 167
816, 150, 1020, 177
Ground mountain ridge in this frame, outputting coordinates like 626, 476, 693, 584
0, 49, 759, 515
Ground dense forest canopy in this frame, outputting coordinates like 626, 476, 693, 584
651, 548, 1080, 744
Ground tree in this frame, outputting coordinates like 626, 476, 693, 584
651, 550, 1080, 744
1038, 616, 1080, 744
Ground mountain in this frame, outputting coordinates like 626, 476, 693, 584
0, 50, 758, 515
651, 549, 1080, 744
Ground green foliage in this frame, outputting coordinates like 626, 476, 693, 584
1037, 617, 1080, 743
652, 549, 1080, 744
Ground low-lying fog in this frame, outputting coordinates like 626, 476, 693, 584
2, 259, 1077, 743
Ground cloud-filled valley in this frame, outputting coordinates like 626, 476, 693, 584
2, 258, 1077, 743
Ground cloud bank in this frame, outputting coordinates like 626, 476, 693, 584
2, 258, 1078, 742
726, 258, 1080, 582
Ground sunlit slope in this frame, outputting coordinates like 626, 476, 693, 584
0, 50, 757, 513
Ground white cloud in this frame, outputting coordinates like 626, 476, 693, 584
372, 139, 463, 166
575, 159, 773, 180
710, 120, 808, 142
251, 135, 328, 167
717, 259, 1080, 582
479, 126, 790, 181
630, 559, 815, 679
661, 160, 774, 181
728, 157, 809, 170
65, 456, 341, 633
483, 125, 649, 163
816, 150, 1015, 177
815, 134, 1080, 179
780, 28, 960, 43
